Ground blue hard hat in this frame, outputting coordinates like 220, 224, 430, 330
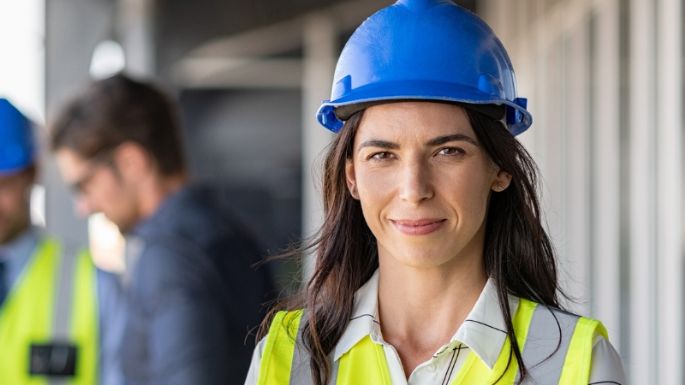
317, 0, 532, 136
0, 98, 35, 174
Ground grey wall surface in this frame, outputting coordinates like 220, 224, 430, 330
179, 89, 302, 284
154, 0, 476, 78
45, 0, 114, 246
156, 0, 348, 76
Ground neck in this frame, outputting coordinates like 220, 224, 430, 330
377, 246, 487, 377
0, 219, 31, 246
137, 172, 187, 220
378, 258, 487, 341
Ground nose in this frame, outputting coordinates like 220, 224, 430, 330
398, 158, 434, 204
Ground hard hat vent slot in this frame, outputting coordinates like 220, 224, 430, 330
478, 74, 503, 96
333, 76, 353, 100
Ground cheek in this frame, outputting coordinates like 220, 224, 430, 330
439, 162, 494, 216
354, 164, 395, 214
457, 187, 490, 227
91, 176, 124, 208
356, 169, 385, 198
0, 190, 27, 212
0, 195, 14, 215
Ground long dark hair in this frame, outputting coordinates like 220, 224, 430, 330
259, 104, 561, 385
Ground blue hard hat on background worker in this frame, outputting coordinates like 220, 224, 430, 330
316, 0, 532, 136
0, 99, 35, 174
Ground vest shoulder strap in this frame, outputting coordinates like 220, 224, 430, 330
259, 310, 392, 385
258, 310, 303, 385
519, 299, 606, 385
558, 316, 607, 385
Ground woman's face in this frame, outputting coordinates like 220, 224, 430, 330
345, 101, 511, 271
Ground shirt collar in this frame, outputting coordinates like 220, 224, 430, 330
332, 269, 519, 369
333, 269, 381, 361
129, 185, 187, 237
455, 278, 518, 368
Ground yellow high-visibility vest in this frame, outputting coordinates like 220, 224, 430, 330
0, 238, 98, 385
258, 299, 607, 385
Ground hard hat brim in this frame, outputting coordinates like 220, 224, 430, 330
317, 80, 532, 135
0, 162, 33, 176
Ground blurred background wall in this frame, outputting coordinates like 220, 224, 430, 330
481, 0, 683, 384
0, 0, 682, 383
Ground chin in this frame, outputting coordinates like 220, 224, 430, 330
116, 223, 133, 234
106, 216, 132, 234
386, 245, 455, 269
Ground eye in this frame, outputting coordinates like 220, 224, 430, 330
437, 147, 465, 156
368, 151, 395, 161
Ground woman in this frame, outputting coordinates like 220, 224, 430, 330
245, 0, 625, 384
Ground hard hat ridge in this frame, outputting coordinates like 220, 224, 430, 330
0, 98, 35, 174
317, 0, 532, 136
396, 0, 453, 11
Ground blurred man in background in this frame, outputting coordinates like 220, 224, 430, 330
0, 98, 121, 384
50, 73, 275, 385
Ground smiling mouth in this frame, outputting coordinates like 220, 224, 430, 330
390, 219, 446, 235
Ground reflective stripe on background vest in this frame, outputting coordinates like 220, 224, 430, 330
257, 299, 608, 385
0, 238, 99, 385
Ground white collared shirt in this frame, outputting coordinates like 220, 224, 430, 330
244, 270, 625, 384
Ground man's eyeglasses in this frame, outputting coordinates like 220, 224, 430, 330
69, 150, 115, 195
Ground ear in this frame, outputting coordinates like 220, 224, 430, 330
113, 142, 151, 180
345, 159, 360, 200
491, 169, 512, 192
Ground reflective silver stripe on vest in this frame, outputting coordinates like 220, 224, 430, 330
53, 242, 77, 339
49, 242, 78, 385
519, 306, 580, 385
288, 312, 341, 385
290, 312, 313, 385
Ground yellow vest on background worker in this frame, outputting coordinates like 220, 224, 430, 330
0, 238, 98, 385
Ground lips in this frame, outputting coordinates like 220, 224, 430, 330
390, 218, 446, 235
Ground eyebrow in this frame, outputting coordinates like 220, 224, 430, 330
426, 134, 479, 147
357, 140, 400, 151
357, 133, 479, 152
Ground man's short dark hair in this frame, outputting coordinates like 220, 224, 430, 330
50, 73, 186, 176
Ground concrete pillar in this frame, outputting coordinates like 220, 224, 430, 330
45, 0, 111, 246
118, 0, 156, 77
591, 0, 621, 352
655, 0, 683, 382
301, 13, 336, 278
629, 0, 657, 382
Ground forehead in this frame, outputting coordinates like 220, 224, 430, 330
0, 168, 22, 178
355, 101, 474, 142
55, 149, 91, 180
0, 167, 34, 192
0, 169, 27, 183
